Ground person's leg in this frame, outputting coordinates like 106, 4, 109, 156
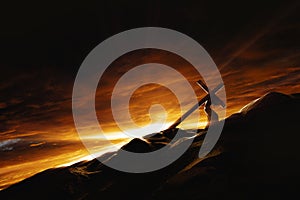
204, 100, 211, 129
204, 99, 219, 129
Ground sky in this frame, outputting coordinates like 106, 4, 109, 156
0, 0, 300, 190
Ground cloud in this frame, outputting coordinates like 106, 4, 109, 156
0, 139, 21, 151
0, 102, 8, 109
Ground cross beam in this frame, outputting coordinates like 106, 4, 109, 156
168, 80, 225, 130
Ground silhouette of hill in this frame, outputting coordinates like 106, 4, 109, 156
1, 92, 299, 200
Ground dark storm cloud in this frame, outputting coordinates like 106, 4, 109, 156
0, 0, 299, 136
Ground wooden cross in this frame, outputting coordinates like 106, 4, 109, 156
168, 80, 225, 129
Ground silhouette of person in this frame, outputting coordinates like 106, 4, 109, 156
204, 98, 219, 129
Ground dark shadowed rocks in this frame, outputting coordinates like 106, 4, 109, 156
1, 92, 299, 200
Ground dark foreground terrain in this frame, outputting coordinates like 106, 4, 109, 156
1, 92, 300, 200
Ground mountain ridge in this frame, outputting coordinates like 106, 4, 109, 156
1, 92, 299, 199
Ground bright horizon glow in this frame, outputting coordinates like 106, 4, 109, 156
81, 116, 208, 141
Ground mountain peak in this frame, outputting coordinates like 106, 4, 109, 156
240, 92, 291, 114
1, 92, 299, 200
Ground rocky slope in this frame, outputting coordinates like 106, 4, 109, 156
1, 92, 299, 200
